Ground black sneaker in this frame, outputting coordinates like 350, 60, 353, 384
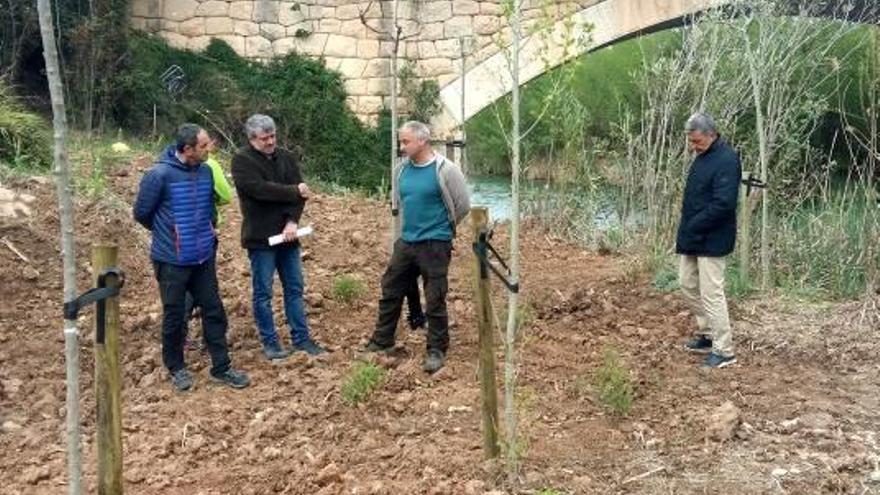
701, 353, 737, 369
408, 313, 427, 331
364, 340, 394, 354
170, 368, 193, 392
422, 349, 446, 374
263, 342, 291, 361
685, 335, 713, 354
210, 368, 251, 389
292, 339, 327, 356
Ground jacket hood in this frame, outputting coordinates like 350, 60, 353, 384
159, 145, 198, 171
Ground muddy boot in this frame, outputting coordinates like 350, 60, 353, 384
422, 349, 445, 374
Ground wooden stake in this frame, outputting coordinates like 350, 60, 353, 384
93, 245, 123, 495
471, 207, 500, 459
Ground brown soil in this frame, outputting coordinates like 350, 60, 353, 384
1, 156, 879, 495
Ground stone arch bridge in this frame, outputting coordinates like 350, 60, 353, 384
130, 0, 875, 133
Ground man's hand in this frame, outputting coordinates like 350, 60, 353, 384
283, 221, 298, 242
298, 183, 312, 199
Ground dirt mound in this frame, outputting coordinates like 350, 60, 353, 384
1, 160, 879, 494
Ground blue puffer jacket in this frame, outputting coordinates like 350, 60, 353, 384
133, 146, 217, 265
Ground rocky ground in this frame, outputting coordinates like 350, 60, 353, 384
1, 155, 879, 494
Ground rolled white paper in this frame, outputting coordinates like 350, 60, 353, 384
268, 225, 314, 246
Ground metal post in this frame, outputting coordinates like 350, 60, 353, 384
739, 171, 753, 287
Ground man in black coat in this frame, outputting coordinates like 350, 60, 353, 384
676, 112, 742, 369
231, 114, 326, 360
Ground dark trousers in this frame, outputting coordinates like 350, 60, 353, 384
153, 257, 231, 376
371, 239, 452, 352
182, 292, 204, 344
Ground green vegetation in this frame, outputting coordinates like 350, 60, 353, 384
113, 35, 387, 190
340, 361, 386, 406
331, 274, 367, 304
0, 80, 51, 170
470, 16, 880, 300
595, 348, 634, 416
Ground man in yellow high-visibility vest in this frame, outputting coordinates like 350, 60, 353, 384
184, 137, 233, 350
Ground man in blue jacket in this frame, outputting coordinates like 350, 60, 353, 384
134, 123, 250, 391
676, 113, 742, 369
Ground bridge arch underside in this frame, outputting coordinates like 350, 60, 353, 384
434, 0, 878, 135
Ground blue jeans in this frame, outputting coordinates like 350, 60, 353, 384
248, 246, 311, 347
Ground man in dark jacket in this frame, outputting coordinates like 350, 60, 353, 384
676, 112, 742, 369
231, 114, 325, 360
133, 123, 250, 391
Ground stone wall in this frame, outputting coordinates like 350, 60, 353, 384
130, 0, 598, 124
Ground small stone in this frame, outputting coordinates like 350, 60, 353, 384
22, 465, 51, 485
309, 293, 325, 308
780, 418, 800, 433
2, 420, 22, 432
22, 266, 40, 281
463, 479, 485, 495
869, 470, 880, 483
263, 446, 282, 460
706, 401, 741, 442
316, 463, 341, 486
771, 468, 788, 478
801, 411, 834, 430
350, 231, 366, 247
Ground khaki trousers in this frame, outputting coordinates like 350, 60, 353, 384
678, 255, 734, 357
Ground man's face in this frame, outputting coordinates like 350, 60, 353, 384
687, 130, 716, 155
182, 130, 211, 164
399, 129, 426, 159
250, 130, 277, 155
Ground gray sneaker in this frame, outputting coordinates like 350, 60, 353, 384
422, 349, 446, 374
701, 353, 737, 369
210, 368, 251, 389
263, 342, 291, 361
292, 339, 327, 356
170, 368, 193, 392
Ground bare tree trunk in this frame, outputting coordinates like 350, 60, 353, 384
866, 26, 879, 293
388, 0, 401, 249
36, 0, 80, 493
504, 0, 522, 485
745, 27, 772, 290
459, 36, 471, 175
84, 0, 96, 134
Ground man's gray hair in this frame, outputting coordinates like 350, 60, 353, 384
245, 114, 276, 138
399, 121, 431, 141
685, 112, 718, 135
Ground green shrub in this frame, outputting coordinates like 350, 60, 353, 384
341, 361, 386, 406
651, 264, 680, 293
111, 34, 386, 190
0, 81, 51, 170
595, 348, 634, 416
331, 274, 367, 304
